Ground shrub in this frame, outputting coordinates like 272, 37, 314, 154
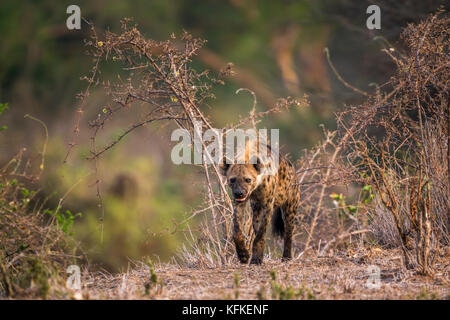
0, 112, 81, 298
340, 11, 449, 274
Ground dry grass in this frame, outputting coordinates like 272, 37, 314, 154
74, 247, 449, 300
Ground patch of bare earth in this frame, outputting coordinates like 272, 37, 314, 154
80, 248, 449, 300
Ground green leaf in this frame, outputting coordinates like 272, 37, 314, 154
0, 103, 8, 115
21, 188, 30, 197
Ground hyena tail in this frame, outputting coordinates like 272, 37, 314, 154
271, 207, 285, 238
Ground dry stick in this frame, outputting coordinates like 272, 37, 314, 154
175, 204, 221, 228
90, 125, 105, 243
301, 48, 372, 253
171, 80, 234, 212
344, 110, 412, 267
89, 39, 201, 242
203, 161, 223, 255
197, 47, 278, 108
102, 38, 233, 252
172, 84, 235, 256
235, 88, 259, 248
87, 116, 187, 160
298, 147, 322, 183
64, 56, 101, 163
0, 149, 26, 174
302, 48, 373, 253
365, 143, 417, 269
193, 120, 235, 251
139, 46, 234, 213
0, 254, 13, 296
412, 21, 435, 276
24, 114, 48, 179
236, 88, 258, 130
41, 173, 90, 252
302, 128, 353, 254
318, 229, 371, 256
324, 48, 370, 97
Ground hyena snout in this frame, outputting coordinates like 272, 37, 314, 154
232, 188, 248, 202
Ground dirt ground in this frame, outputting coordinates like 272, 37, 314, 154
80, 247, 449, 300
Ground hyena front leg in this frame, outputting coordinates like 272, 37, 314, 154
233, 203, 250, 263
250, 201, 273, 265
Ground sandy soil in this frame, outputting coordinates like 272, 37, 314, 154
80, 247, 449, 300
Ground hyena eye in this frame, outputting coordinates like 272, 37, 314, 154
245, 178, 251, 183
229, 178, 236, 183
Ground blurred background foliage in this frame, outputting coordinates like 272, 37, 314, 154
0, 0, 446, 271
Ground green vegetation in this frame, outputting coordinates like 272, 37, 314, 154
268, 270, 315, 300
0, 102, 8, 131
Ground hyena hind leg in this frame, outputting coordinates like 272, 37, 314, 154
281, 204, 296, 261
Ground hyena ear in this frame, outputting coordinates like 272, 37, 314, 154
220, 157, 231, 176
251, 156, 263, 173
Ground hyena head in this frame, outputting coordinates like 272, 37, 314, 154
220, 157, 263, 203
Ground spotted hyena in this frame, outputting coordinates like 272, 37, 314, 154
220, 141, 300, 265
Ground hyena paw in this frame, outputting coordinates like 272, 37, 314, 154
237, 251, 250, 264
250, 256, 263, 265
281, 254, 292, 262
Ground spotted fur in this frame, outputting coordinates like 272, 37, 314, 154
221, 145, 300, 265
